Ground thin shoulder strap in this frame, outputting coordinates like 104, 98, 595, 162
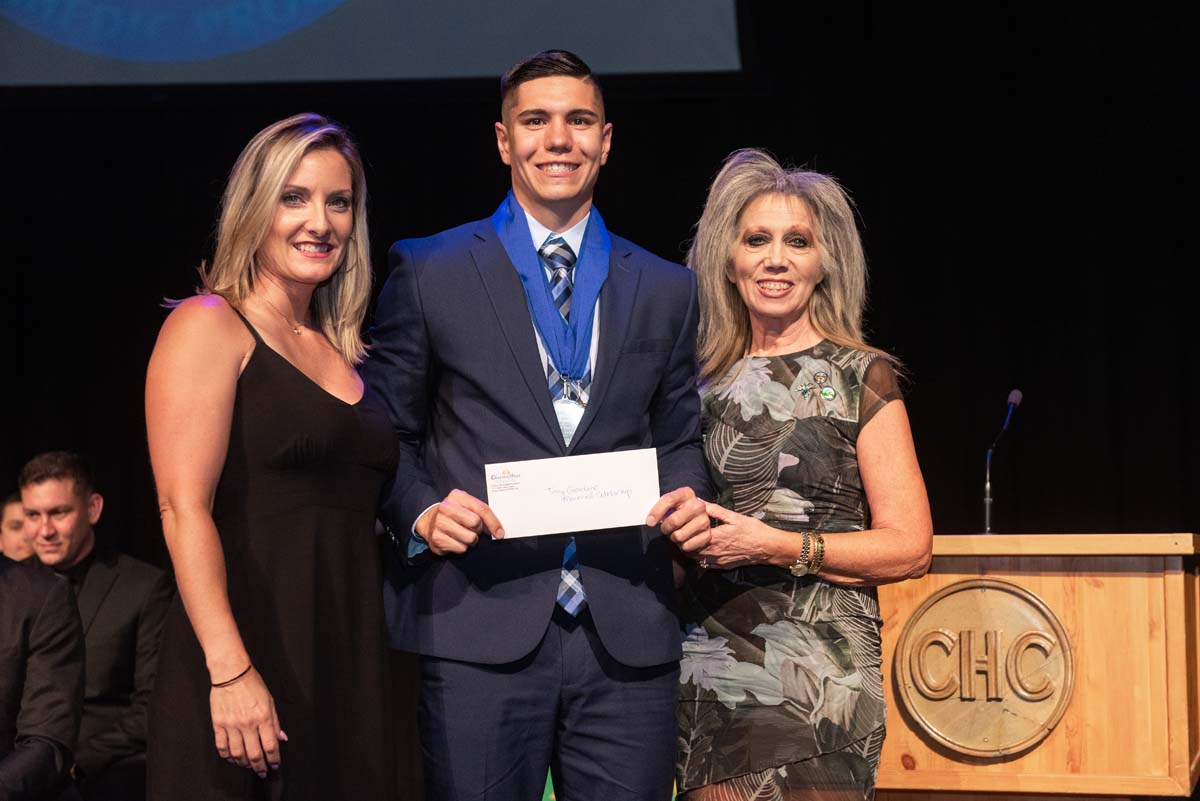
228, 305, 264, 344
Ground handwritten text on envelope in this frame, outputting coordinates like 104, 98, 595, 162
485, 448, 660, 539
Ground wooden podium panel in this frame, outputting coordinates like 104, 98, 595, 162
874, 534, 1199, 799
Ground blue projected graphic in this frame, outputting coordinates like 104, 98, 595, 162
0, 0, 739, 86
0, 0, 345, 62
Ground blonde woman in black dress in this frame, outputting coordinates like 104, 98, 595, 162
677, 149, 933, 800
145, 114, 396, 800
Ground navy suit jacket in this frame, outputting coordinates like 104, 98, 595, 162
365, 216, 711, 668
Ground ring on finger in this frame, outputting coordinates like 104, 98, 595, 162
699, 558, 709, 569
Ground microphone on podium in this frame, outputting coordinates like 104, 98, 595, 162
983, 389, 1023, 534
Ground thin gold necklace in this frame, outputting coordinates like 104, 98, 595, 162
257, 293, 307, 335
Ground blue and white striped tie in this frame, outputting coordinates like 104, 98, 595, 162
556, 537, 587, 616
540, 235, 587, 615
539, 235, 575, 320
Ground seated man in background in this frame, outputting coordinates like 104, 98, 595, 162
1, 552, 85, 800
20, 452, 173, 801
1, 492, 33, 562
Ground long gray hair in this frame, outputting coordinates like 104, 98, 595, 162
688, 148, 884, 385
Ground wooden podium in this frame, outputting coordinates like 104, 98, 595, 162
874, 534, 1199, 800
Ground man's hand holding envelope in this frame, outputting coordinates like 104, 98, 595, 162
414, 448, 710, 556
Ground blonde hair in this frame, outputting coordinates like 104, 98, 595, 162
688, 148, 887, 385
200, 113, 371, 364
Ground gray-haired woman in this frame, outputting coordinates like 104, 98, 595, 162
676, 149, 932, 800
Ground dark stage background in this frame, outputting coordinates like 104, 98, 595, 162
3, 3, 1194, 572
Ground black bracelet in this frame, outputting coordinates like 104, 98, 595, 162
211, 664, 252, 688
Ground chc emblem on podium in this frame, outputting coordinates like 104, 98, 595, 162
894, 578, 1075, 757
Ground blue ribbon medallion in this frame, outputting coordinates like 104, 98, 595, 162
491, 192, 611, 386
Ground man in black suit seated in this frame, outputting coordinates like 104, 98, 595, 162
19, 453, 173, 801
1, 552, 84, 800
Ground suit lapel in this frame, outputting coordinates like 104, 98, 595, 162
469, 225, 566, 453
567, 245, 640, 453
75, 552, 118, 635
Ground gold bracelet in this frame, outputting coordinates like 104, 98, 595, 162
809, 532, 826, 575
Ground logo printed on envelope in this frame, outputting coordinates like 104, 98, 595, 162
485, 449, 660, 538
488, 468, 522, 491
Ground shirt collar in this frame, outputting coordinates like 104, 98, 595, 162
64, 545, 97, 589
522, 208, 590, 258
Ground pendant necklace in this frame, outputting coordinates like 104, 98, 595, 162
258, 293, 306, 335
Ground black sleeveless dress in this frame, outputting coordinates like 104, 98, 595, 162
148, 313, 398, 800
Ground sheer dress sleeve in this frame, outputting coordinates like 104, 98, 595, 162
858, 355, 903, 435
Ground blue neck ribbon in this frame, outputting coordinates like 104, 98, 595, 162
491, 192, 611, 383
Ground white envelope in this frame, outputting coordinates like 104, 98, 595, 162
485, 448, 660, 539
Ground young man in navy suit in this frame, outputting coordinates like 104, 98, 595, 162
366, 50, 712, 799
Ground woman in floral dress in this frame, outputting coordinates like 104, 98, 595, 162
677, 149, 933, 800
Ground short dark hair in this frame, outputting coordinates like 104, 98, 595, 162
19, 451, 95, 497
500, 49, 603, 116
3, 491, 19, 508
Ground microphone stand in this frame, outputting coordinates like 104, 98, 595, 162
983, 400, 1018, 534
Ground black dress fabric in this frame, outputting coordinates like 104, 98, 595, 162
147, 312, 397, 800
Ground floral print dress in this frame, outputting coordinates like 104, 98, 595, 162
677, 341, 901, 797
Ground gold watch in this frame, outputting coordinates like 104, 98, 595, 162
789, 531, 814, 577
